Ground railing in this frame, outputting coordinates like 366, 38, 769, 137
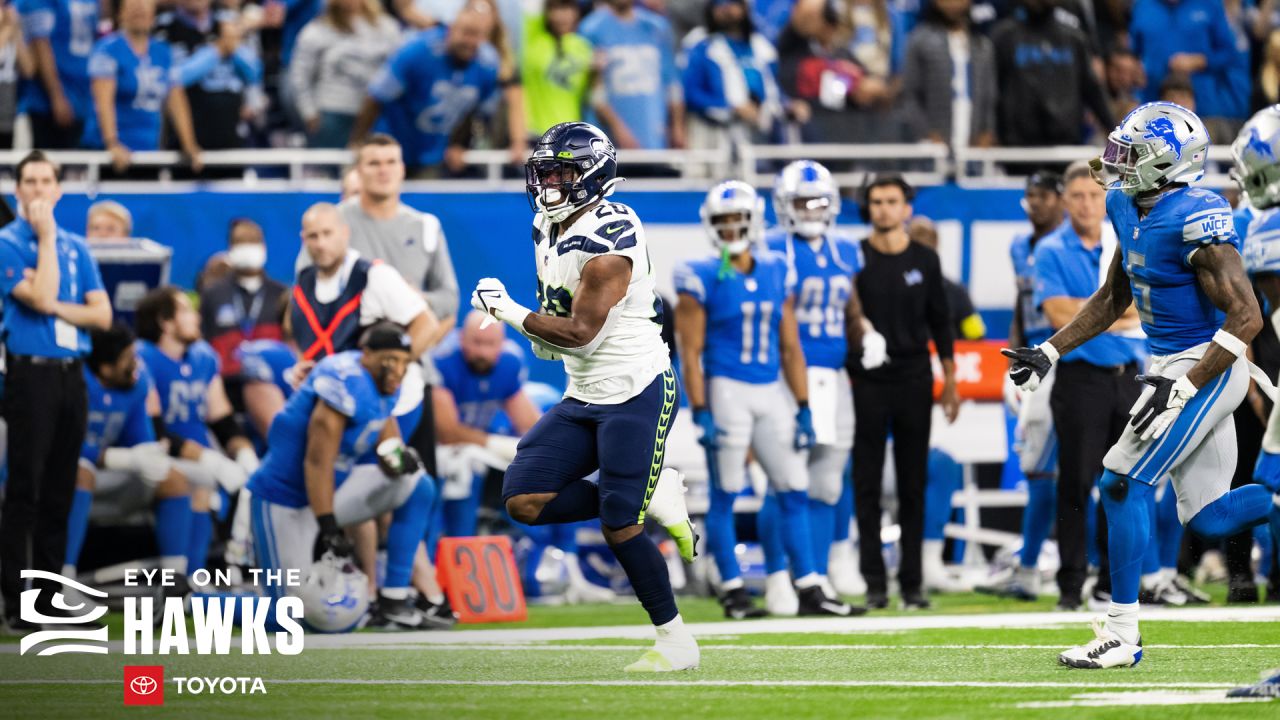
0, 142, 1242, 190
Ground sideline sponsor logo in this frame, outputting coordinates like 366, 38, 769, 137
124, 666, 164, 706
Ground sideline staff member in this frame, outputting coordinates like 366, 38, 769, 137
850, 174, 960, 612
0, 151, 112, 632
1032, 160, 1144, 611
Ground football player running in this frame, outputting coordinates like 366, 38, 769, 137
470, 121, 699, 672
677, 179, 857, 619
1005, 101, 1280, 669
766, 160, 883, 600
1233, 106, 1280, 540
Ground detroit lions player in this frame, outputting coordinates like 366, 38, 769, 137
469, 121, 699, 672
1230, 106, 1280, 556
247, 322, 437, 631
64, 323, 190, 586
765, 160, 883, 600
135, 286, 260, 576
677, 179, 857, 619
1006, 101, 1280, 669
981, 172, 1065, 601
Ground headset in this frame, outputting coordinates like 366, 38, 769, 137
858, 173, 916, 223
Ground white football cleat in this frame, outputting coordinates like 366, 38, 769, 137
565, 580, 617, 605
828, 541, 867, 596
1058, 617, 1143, 669
624, 615, 699, 672
765, 570, 799, 617
644, 468, 698, 563
922, 539, 972, 593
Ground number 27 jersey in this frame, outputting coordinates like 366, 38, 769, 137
532, 201, 669, 405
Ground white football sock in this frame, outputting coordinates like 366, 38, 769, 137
720, 577, 745, 592
794, 572, 822, 589
1107, 601, 1140, 645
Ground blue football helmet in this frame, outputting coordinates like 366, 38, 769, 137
526, 122, 621, 223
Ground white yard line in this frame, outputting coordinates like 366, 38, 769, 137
1016, 691, 1270, 708
302, 606, 1280, 648
301, 643, 1280, 652
0, 679, 1241, 690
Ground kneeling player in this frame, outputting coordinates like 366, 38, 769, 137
247, 323, 437, 631
1006, 102, 1280, 668
65, 323, 192, 590
677, 180, 856, 618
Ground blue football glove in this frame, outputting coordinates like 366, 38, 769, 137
1255, 451, 1280, 493
794, 405, 816, 450
694, 407, 721, 450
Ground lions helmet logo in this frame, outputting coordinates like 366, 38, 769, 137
1142, 116, 1186, 160
1245, 125, 1278, 163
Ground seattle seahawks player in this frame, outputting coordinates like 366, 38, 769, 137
469, 121, 699, 672
135, 286, 260, 576
765, 160, 883, 599
1230, 105, 1280, 554
247, 322, 437, 630
64, 323, 190, 585
678, 179, 857, 619
1006, 101, 1280, 669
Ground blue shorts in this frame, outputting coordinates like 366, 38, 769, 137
502, 368, 678, 529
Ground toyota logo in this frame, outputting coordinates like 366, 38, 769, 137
130, 676, 158, 695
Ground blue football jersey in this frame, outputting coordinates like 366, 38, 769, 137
366, 25, 501, 168
1009, 230, 1055, 347
80, 365, 155, 463
237, 339, 297, 399
85, 34, 180, 150
1109, 186, 1239, 356
17, 0, 98, 116
433, 331, 528, 433
765, 230, 859, 369
247, 351, 400, 508
579, 7, 679, 149
137, 339, 220, 447
1243, 206, 1280, 280
674, 250, 795, 384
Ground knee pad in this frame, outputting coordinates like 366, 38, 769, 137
1099, 471, 1129, 503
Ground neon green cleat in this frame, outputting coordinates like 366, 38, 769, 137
645, 469, 698, 563
624, 649, 675, 672
623, 616, 699, 672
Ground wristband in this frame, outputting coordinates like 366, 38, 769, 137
796, 401, 809, 410
1038, 342, 1060, 364
1212, 329, 1248, 358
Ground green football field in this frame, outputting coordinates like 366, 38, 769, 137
3, 594, 1280, 719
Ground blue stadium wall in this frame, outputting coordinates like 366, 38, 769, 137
45, 186, 1037, 386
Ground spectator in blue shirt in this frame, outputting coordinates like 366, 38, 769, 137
0, 152, 112, 633
16, 0, 98, 148
682, 0, 793, 150
1130, 0, 1241, 123
87, 0, 202, 174
353, 4, 502, 174
580, 0, 686, 150
1031, 160, 1146, 611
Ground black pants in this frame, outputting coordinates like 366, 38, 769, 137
1050, 360, 1141, 603
0, 358, 88, 616
852, 371, 933, 594
28, 113, 85, 150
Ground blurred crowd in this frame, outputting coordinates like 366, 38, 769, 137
1, 0, 1278, 174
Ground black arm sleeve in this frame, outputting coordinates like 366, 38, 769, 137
209, 415, 247, 449
924, 248, 956, 360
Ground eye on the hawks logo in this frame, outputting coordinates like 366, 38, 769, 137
124, 666, 165, 706
18, 569, 109, 656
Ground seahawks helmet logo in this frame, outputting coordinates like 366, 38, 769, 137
590, 137, 615, 163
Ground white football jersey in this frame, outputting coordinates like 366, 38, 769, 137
532, 200, 670, 404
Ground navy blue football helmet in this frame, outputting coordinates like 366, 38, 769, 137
525, 122, 620, 222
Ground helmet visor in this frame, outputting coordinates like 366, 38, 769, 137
1100, 133, 1137, 189
709, 211, 753, 246
790, 195, 833, 225
526, 159, 581, 208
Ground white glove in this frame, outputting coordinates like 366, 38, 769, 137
1130, 374, 1198, 442
471, 278, 532, 329
198, 448, 249, 494
484, 434, 521, 466
861, 329, 888, 370
530, 340, 561, 361
103, 442, 172, 486
235, 446, 260, 477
